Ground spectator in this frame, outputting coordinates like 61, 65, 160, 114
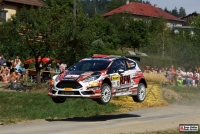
6, 59, 12, 69
186, 69, 193, 87
181, 68, 187, 86
24, 61, 29, 69
165, 67, 169, 78
177, 76, 183, 87
8, 68, 21, 82
0, 55, 6, 66
175, 67, 182, 85
167, 68, 174, 85
170, 65, 176, 86
46, 64, 51, 71
151, 67, 157, 73
1, 69, 10, 83
14, 56, 21, 70
0, 63, 10, 82
55, 63, 60, 73
18, 63, 27, 81
9, 64, 15, 74
161, 68, 166, 76
59, 63, 67, 73
144, 66, 152, 73
192, 71, 199, 87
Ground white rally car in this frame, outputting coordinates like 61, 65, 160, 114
48, 54, 147, 105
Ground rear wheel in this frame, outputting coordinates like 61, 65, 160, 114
132, 83, 146, 102
96, 83, 112, 105
52, 97, 66, 103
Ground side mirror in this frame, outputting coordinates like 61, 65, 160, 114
118, 69, 124, 74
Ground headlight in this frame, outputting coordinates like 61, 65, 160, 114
53, 75, 59, 82
83, 75, 100, 82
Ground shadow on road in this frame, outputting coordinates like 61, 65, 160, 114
45, 113, 141, 122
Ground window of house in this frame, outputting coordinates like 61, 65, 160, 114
0, 10, 7, 22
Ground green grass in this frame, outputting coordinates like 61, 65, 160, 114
0, 91, 121, 124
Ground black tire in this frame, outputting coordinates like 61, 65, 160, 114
96, 83, 112, 105
132, 83, 146, 102
52, 97, 66, 103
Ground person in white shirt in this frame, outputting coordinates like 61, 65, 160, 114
181, 70, 187, 86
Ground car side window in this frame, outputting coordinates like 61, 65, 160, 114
126, 59, 136, 70
107, 59, 126, 74
81, 63, 92, 71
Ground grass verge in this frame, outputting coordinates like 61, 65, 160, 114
0, 91, 121, 125
163, 86, 200, 104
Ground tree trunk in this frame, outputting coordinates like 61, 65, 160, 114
36, 68, 42, 87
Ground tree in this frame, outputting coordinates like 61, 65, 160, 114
171, 7, 179, 17
105, 0, 126, 12
90, 14, 119, 51
9, 7, 60, 86
106, 13, 149, 52
142, 17, 169, 57
179, 7, 186, 17
164, 7, 170, 14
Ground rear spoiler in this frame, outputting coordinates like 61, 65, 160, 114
125, 56, 140, 61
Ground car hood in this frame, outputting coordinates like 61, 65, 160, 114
58, 70, 101, 81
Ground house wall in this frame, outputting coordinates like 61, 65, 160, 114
129, 14, 183, 27
0, 4, 19, 20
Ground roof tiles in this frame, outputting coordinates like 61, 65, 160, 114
103, 2, 182, 21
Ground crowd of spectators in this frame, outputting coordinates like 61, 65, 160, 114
0, 55, 29, 83
144, 65, 200, 87
0, 54, 69, 84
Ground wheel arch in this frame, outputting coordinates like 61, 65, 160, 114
139, 78, 147, 88
102, 78, 112, 88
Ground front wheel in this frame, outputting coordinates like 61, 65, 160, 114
96, 83, 112, 105
52, 97, 66, 103
132, 83, 146, 102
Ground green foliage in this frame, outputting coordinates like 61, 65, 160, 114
106, 14, 150, 52
0, 91, 120, 124
105, 0, 126, 12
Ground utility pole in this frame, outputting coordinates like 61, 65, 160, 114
162, 30, 165, 58
73, 0, 76, 24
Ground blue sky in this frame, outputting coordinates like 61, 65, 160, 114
148, 0, 200, 15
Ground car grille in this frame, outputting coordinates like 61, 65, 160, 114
56, 80, 82, 89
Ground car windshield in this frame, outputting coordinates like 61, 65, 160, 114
68, 60, 111, 71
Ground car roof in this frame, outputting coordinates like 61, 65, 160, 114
80, 54, 140, 62
81, 54, 122, 61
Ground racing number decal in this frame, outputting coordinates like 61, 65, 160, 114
120, 75, 131, 85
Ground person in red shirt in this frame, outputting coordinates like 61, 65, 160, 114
170, 65, 176, 86
192, 71, 199, 87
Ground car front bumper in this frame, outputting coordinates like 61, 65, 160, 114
48, 83, 102, 98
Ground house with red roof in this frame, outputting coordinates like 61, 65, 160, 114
0, 0, 46, 21
103, 1, 185, 27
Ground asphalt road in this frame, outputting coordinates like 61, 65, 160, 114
0, 104, 200, 134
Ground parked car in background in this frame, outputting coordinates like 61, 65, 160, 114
48, 54, 147, 105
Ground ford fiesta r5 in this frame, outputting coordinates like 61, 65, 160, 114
48, 54, 147, 105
